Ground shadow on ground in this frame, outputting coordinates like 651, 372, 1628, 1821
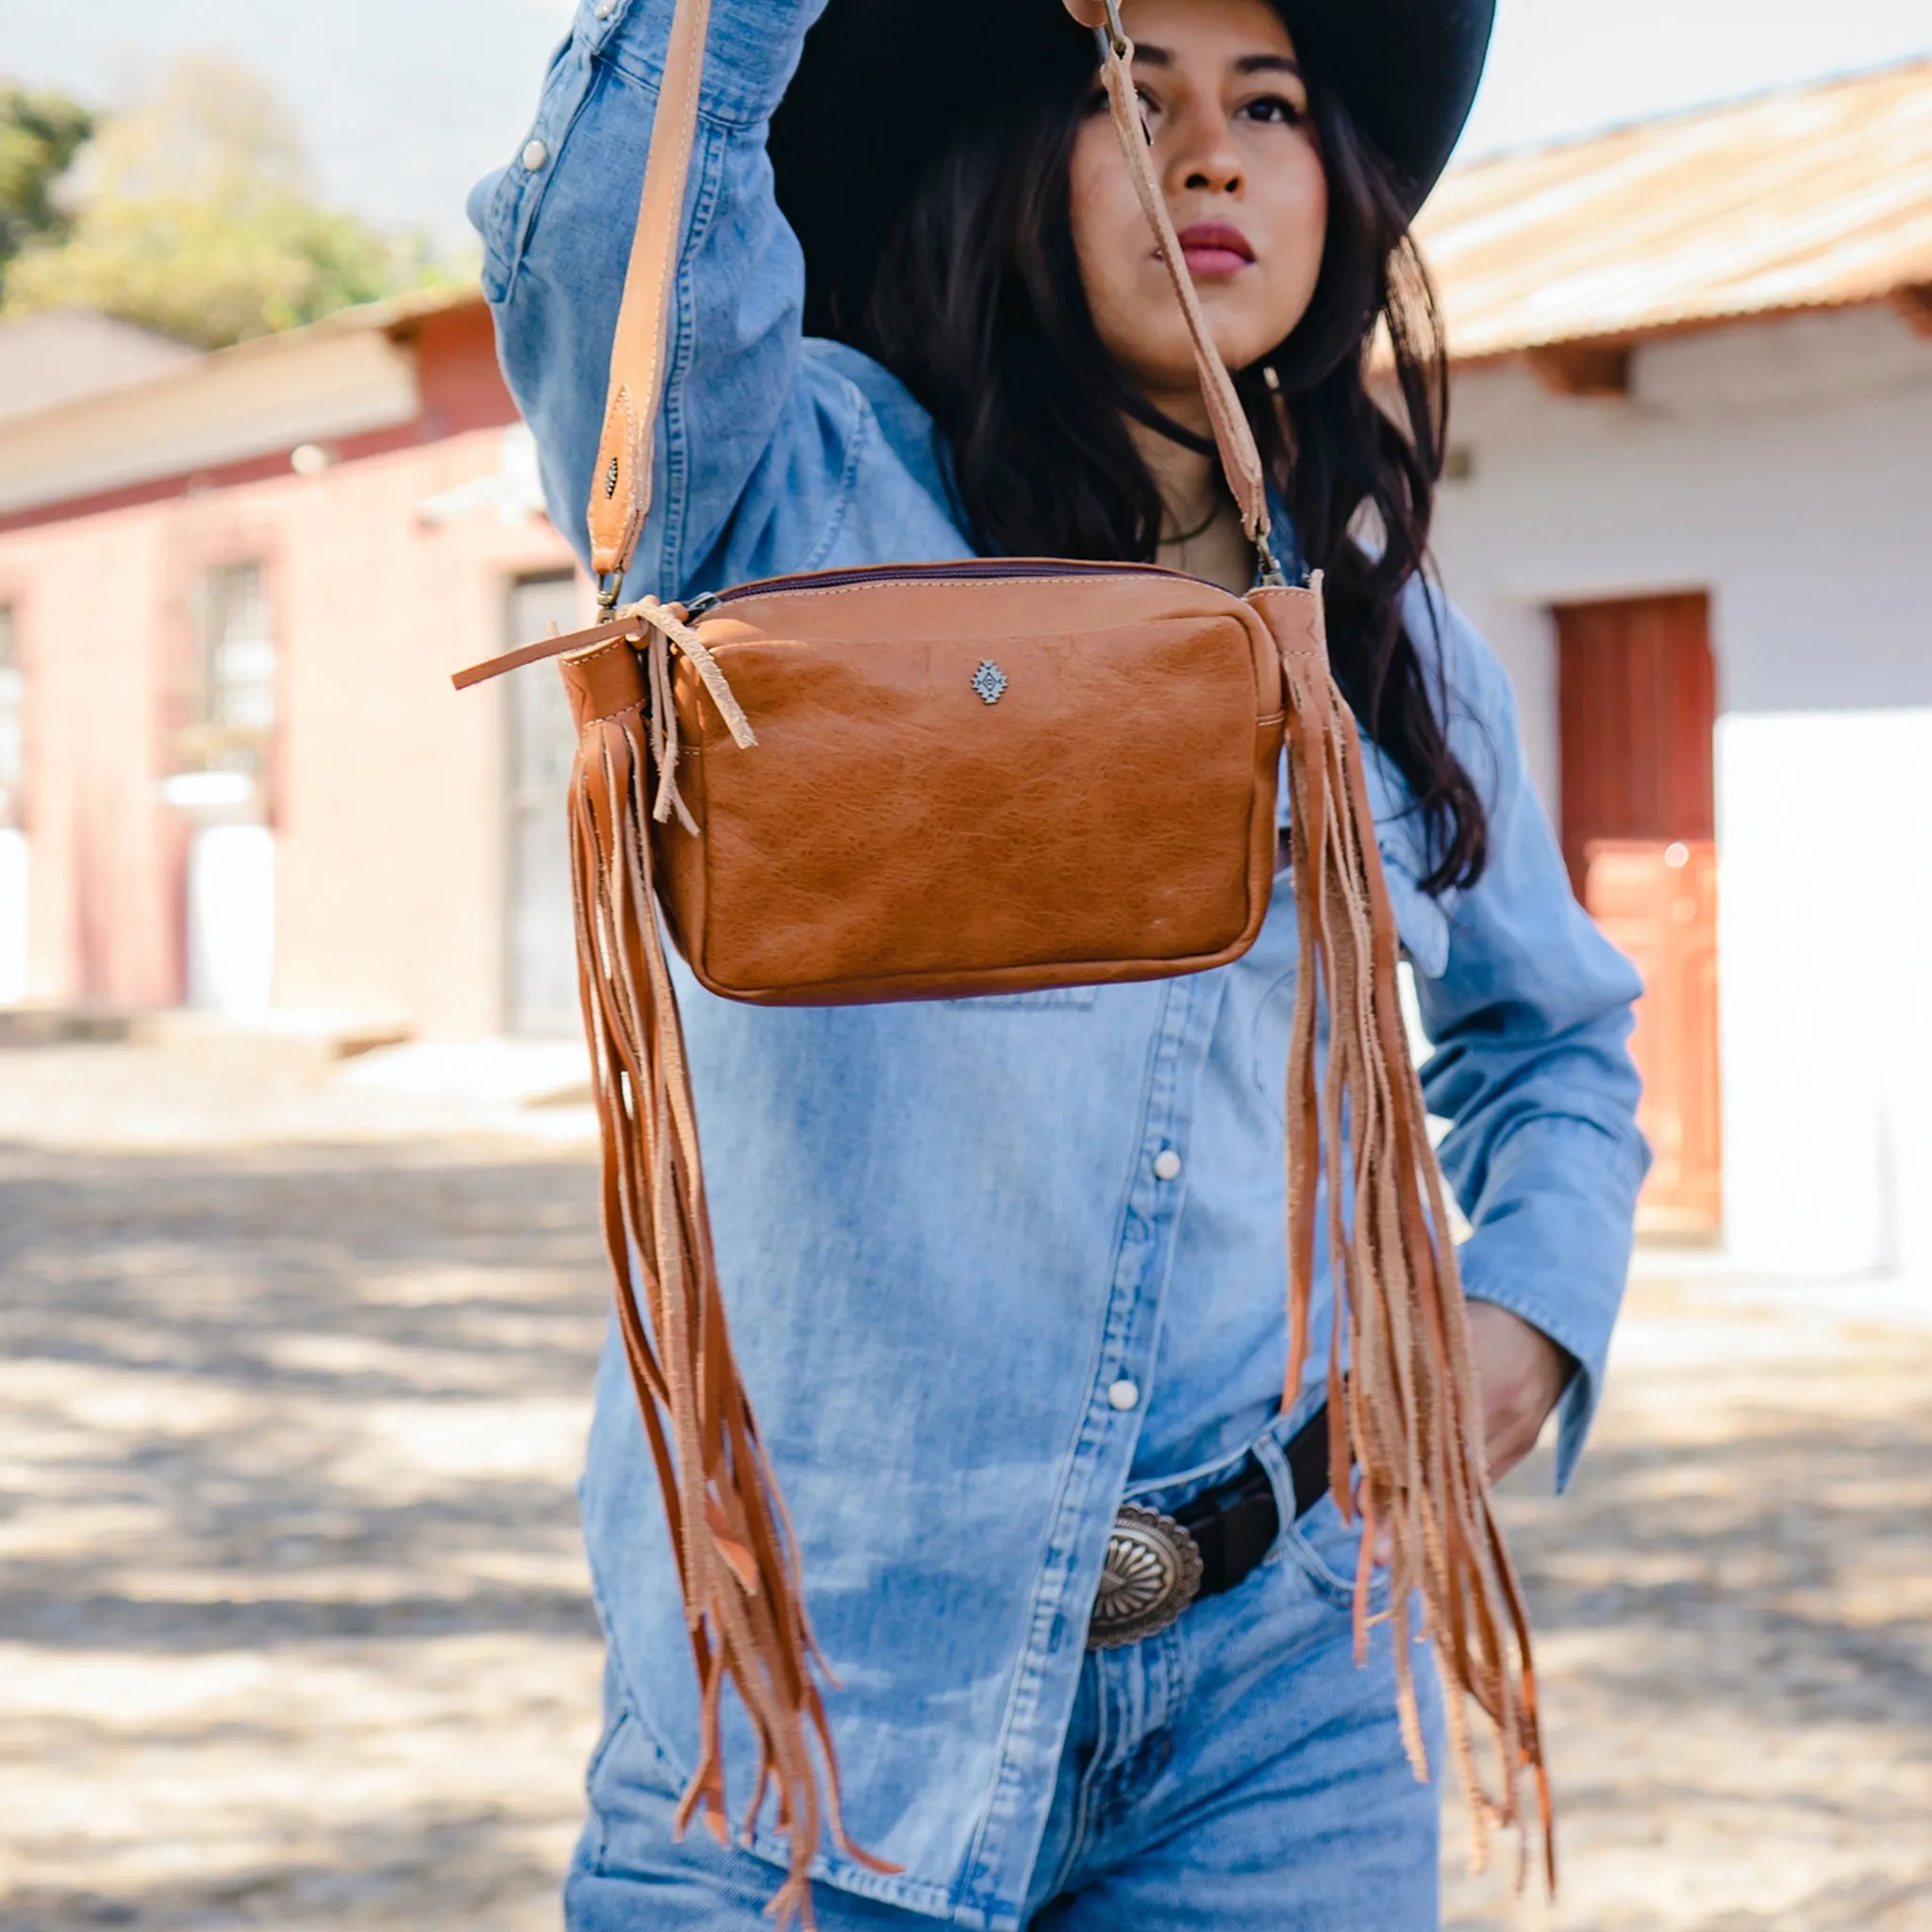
0, 1128, 610, 1931
2, 1079, 1929, 1929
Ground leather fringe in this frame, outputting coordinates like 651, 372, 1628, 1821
564, 582, 1552, 1909
1280, 586, 1555, 1891
567, 701, 893, 1928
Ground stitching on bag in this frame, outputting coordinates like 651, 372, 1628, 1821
721, 581, 993, 608
680, 627, 1283, 727
692, 596, 1274, 723
559, 637, 636, 668
717, 946, 1245, 1001
711, 578, 1248, 611
571, 633, 653, 728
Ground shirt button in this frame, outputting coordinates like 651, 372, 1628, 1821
521, 139, 550, 172
592, 0, 615, 14
1152, 1148, 1183, 1182
1108, 1378, 1141, 1412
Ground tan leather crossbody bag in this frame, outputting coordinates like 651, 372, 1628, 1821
459, 0, 1549, 1911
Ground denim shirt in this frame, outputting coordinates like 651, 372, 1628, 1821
473, 2, 1648, 1921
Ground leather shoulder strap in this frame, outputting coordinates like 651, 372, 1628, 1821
587, 0, 1277, 602
587, 0, 715, 598
1080, 2, 1274, 557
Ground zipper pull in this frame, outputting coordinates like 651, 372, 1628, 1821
683, 590, 721, 620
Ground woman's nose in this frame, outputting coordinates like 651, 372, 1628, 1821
1166, 114, 1243, 198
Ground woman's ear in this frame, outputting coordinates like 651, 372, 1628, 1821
1061, 0, 1108, 25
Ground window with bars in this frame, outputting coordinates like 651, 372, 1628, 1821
177, 561, 275, 776
0, 606, 21, 829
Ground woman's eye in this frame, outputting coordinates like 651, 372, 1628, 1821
1242, 93, 1307, 126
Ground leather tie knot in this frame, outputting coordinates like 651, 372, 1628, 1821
618, 596, 757, 832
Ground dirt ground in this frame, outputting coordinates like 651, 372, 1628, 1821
1, 1036, 1927, 1931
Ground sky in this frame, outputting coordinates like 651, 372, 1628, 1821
2, 0, 1929, 245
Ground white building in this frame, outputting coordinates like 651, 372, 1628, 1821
1421, 57, 1932, 1284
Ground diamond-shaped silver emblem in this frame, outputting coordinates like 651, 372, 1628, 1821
972, 660, 1008, 706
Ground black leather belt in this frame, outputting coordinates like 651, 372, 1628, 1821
1088, 1404, 1329, 1649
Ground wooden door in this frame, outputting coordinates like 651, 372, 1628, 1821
1582, 840, 1723, 1237
1556, 593, 1722, 1238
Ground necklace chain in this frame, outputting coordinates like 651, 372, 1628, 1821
1159, 499, 1223, 549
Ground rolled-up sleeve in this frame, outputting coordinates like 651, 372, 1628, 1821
1406, 590, 1650, 1491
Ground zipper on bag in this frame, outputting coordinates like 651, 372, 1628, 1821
680, 557, 1216, 621
453, 559, 1274, 691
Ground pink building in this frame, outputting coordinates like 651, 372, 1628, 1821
0, 291, 592, 1039
1, 56, 1928, 1285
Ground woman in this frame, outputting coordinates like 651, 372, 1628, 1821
474, 0, 1647, 1924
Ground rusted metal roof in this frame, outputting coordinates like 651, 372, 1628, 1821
1418, 56, 1932, 361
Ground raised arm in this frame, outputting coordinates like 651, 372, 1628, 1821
472, 0, 940, 602
1401, 591, 1651, 1491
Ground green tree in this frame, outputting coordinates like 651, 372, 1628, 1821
0, 83, 95, 289
1, 58, 450, 349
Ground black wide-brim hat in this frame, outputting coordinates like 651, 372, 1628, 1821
770, 0, 1494, 337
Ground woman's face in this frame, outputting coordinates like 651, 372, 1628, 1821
1069, 0, 1327, 415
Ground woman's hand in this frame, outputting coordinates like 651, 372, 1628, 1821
1355, 1303, 1572, 1561
1466, 1302, 1573, 1484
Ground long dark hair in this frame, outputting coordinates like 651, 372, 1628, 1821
828, 19, 1487, 893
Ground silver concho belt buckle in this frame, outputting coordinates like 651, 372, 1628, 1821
1087, 1504, 1205, 1649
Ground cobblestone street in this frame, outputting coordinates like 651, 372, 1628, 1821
1, 1037, 1927, 1931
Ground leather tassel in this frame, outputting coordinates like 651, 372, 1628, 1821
1275, 578, 1555, 1892
551, 575, 1555, 1908
564, 674, 893, 1928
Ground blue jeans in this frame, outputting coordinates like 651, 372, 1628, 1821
565, 1477, 1448, 1931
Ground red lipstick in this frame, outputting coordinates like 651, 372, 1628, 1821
1175, 221, 1256, 277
